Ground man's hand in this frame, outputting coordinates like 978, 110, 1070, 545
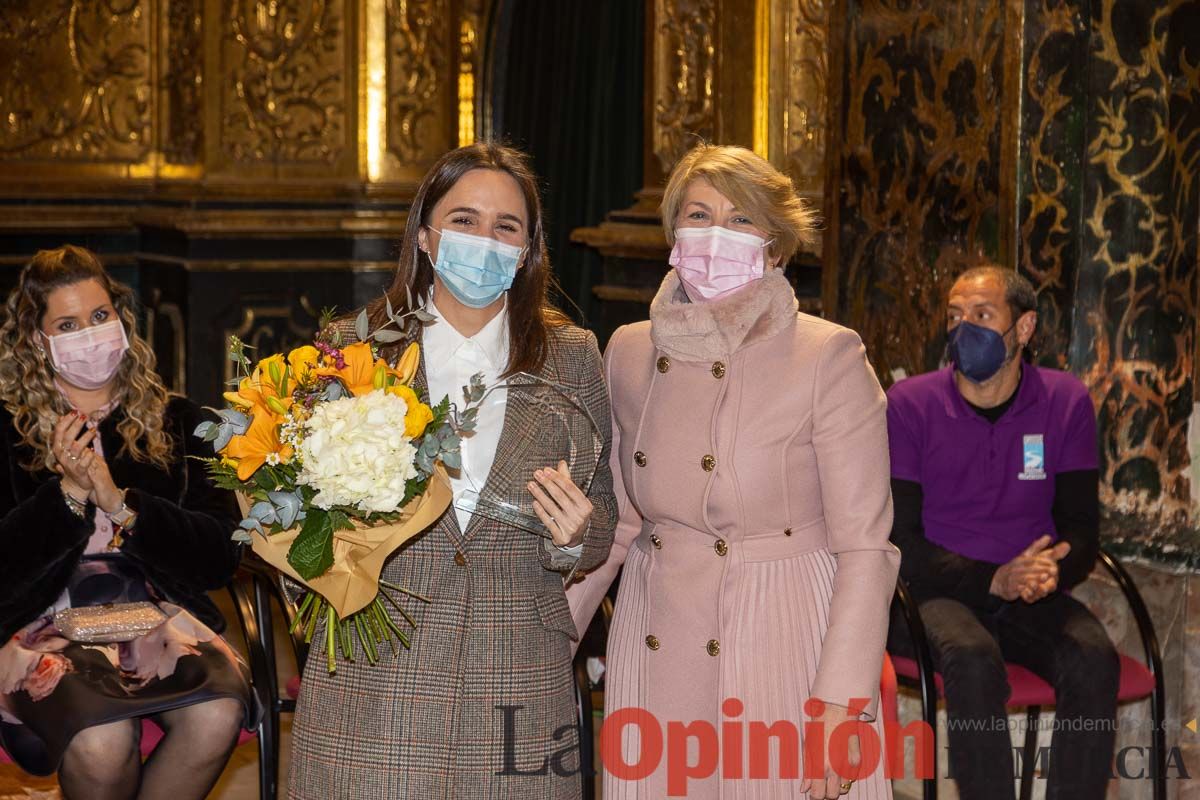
989, 535, 1066, 602
1018, 539, 1070, 603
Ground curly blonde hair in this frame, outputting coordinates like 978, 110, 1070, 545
0, 246, 173, 472
661, 144, 817, 266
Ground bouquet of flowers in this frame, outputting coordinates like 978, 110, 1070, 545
195, 306, 481, 673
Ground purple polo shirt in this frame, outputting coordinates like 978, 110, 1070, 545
886, 365, 1098, 564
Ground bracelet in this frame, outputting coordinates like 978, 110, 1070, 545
62, 488, 88, 519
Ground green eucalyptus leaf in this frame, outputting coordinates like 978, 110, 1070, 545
355, 309, 369, 343
372, 329, 404, 343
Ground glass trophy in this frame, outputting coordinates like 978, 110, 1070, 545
454, 372, 603, 540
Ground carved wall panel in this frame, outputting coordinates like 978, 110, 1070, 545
0, 0, 152, 163
1016, 0, 1088, 370
162, 0, 204, 167
385, 0, 450, 168
785, 0, 828, 196
218, 0, 350, 171
825, 0, 1009, 382
1072, 0, 1200, 530
653, 0, 717, 174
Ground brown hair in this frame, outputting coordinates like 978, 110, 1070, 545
660, 144, 817, 266
0, 245, 173, 471
367, 142, 569, 375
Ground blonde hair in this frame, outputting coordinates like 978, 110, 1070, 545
0, 246, 174, 472
660, 144, 817, 265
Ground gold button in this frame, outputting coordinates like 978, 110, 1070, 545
714, 539, 727, 556
634, 451, 647, 467
657, 356, 671, 373
701, 454, 716, 472
707, 639, 720, 656
650, 534, 662, 549
646, 635, 660, 650
454, 552, 466, 566
712, 361, 726, 379
784, 528, 793, 537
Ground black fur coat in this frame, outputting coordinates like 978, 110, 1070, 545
0, 396, 241, 641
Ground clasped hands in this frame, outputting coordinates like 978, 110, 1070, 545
50, 412, 124, 514
989, 534, 1071, 603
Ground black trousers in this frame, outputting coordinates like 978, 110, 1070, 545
888, 592, 1119, 800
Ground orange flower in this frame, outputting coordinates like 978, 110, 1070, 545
224, 353, 294, 416
224, 406, 294, 481
315, 342, 404, 398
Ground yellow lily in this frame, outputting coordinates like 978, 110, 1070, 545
224, 405, 295, 481
288, 345, 321, 382
223, 352, 295, 415
387, 384, 435, 438
395, 342, 421, 385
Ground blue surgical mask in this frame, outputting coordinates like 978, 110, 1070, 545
947, 321, 1016, 383
426, 228, 524, 308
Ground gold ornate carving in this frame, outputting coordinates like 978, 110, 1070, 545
221, 0, 347, 165
653, 0, 717, 173
386, 0, 448, 166
825, 0, 1006, 382
0, 0, 151, 161
457, 0, 484, 147
786, 0, 827, 194
1077, 0, 1199, 523
162, 0, 203, 166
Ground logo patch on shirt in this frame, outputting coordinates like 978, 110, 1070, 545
1019, 434, 1046, 481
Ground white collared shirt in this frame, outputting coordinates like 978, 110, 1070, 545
420, 298, 583, 556
422, 298, 510, 533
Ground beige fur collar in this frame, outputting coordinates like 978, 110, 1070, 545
649, 270, 798, 362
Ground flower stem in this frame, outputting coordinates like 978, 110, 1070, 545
378, 586, 418, 628
304, 596, 322, 643
325, 604, 337, 674
289, 592, 315, 636
380, 580, 432, 604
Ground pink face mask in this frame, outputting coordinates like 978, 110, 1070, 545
43, 320, 129, 390
669, 226, 771, 302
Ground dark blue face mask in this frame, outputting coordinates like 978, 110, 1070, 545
947, 321, 1016, 383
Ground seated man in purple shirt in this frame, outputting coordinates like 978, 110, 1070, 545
886, 265, 1118, 799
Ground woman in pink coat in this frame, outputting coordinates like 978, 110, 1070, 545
567, 144, 899, 799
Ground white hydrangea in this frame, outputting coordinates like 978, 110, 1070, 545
297, 390, 418, 513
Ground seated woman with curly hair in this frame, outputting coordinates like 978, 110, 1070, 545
0, 245, 253, 800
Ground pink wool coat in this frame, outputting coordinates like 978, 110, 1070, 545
567, 271, 900, 798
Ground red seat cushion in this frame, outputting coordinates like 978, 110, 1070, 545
890, 653, 1155, 706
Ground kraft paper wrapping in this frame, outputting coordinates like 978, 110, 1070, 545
239, 464, 452, 619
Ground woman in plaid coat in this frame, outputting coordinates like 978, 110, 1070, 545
287, 143, 617, 799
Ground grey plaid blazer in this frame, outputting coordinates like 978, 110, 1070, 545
288, 318, 617, 800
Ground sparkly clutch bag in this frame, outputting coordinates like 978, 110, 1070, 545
54, 602, 167, 643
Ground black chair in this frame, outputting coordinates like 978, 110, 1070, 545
889, 546, 1166, 800
228, 557, 308, 800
